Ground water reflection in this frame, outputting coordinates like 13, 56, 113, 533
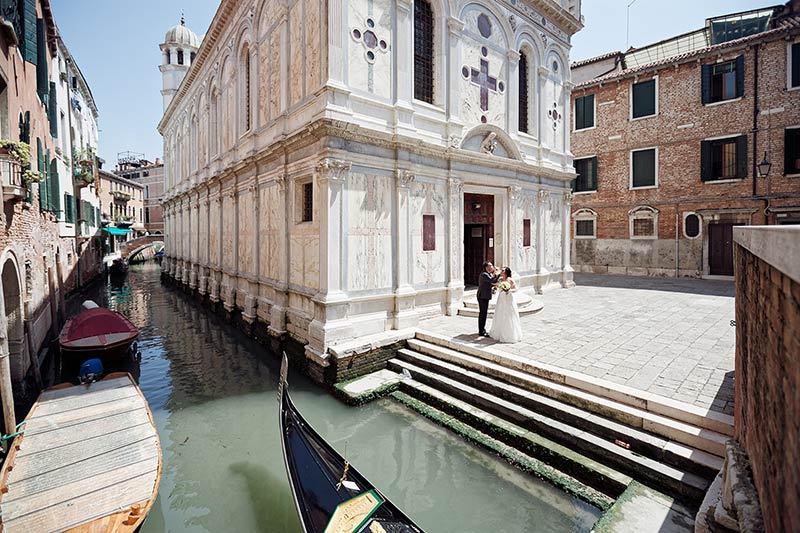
90, 264, 599, 533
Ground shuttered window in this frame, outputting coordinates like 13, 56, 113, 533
575, 94, 595, 130
64, 194, 75, 223
701, 136, 748, 181
20, 0, 37, 64
48, 82, 58, 138
36, 18, 48, 102
791, 43, 800, 89
37, 138, 47, 210
413, 0, 434, 104
519, 52, 529, 133
631, 79, 656, 119
701, 56, 744, 104
631, 149, 656, 188
785, 128, 800, 175
422, 214, 435, 251
48, 153, 60, 213
573, 156, 598, 192
302, 182, 313, 222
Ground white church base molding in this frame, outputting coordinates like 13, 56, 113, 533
560, 266, 576, 289
393, 286, 419, 330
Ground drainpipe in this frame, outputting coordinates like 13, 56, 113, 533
752, 45, 759, 197
0, 281, 17, 433
675, 204, 680, 277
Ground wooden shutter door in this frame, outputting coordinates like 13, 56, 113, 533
700, 140, 712, 181
736, 135, 748, 179
701, 64, 712, 104
735, 55, 745, 98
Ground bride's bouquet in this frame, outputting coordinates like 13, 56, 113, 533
498, 281, 512, 293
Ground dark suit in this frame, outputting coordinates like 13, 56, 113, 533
477, 271, 499, 335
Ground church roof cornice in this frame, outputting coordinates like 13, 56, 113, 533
159, 0, 241, 133
506, 0, 584, 36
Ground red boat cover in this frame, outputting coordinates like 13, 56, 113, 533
59, 308, 138, 350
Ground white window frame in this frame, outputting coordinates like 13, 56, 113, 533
682, 212, 702, 239
573, 155, 598, 194
787, 125, 800, 177
573, 208, 597, 239
629, 147, 659, 190
788, 38, 800, 91
629, 76, 658, 121
574, 93, 596, 132
629, 205, 659, 240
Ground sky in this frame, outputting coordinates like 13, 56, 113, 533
52, 0, 768, 166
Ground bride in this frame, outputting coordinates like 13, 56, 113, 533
489, 267, 523, 343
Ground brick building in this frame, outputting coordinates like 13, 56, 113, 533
115, 153, 164, 235
97, 169, 144, 260
0, 0, 103, 428
569, 2, 800, 278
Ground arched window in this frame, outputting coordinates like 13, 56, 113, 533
209, 89, 219, 157
413, 0, 434, 104
519, 51, 529, 133
241, 45, 252, 133
177, 50, 184, 65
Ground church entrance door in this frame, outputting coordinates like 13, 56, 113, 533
463, 193, 494, 287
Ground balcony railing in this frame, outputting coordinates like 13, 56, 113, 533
111, 190, 131, 202
0, 155, 25, 202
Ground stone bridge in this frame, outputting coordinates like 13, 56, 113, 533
120, 235, 164, 261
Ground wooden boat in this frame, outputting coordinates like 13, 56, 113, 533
0, 372, 162, 532
278, 355, 423, 533
59, 303, 138, 364
109, 258, 128, 276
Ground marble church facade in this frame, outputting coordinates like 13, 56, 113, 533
159, 0, 583, 366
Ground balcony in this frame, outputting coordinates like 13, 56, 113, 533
0, 155, 25, 202
111, 190, 131, 202
114, 215, 133, 228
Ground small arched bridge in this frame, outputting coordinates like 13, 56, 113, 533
120, 235, 164, 261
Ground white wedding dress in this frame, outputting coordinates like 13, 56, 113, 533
489, 279, 523, 343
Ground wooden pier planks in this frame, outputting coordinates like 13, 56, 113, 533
0, 373, 162, 533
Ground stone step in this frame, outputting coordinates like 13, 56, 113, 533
389, 357, 712, 504
390, 390, 618, 512
456, 300, 544, 318
398, 346, 724, 475
405, 338, 729, 461
462, 292, 535, 310
414, 330, 735, 438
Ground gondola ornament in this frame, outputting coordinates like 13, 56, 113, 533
278, 352, 423, 533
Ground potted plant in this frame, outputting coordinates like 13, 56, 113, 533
22, 169, 43, 184
0, 139, 32, 168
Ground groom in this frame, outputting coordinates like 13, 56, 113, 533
477, 261, 500, 337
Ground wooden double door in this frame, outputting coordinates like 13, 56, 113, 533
463, 193, 494, 287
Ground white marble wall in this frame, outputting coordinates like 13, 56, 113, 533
160, 0, 582, 363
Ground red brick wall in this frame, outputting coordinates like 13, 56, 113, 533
734, 245, 800, 533
570, 36, 800, 274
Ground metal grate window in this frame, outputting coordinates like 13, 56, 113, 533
302, 182, 313, 222
414, 0, 434, 104
576, 220, 595, 237
519, 52, 529, 133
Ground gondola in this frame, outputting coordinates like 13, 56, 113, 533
278, 354, 424, 533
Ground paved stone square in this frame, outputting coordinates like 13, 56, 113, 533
422, 274, 736, 415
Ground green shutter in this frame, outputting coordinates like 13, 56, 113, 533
49, 155, 60, 213
96, 206, 100, 226
20, 0, 37, 65
700, 140, 712, 181
590, 156, 598, 191
701, 64, 712, 104
575, 97, 584, 130
37, 139, 47, 210
792, 43, 800, 89
36, 19, 48, 102
63, 194, 73, 223
48, 83, 58, 138
632, 79, 656, 118
736, 135, 748, 179
735, 55, 745, 99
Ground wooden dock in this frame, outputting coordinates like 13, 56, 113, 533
0, 373, 162, 532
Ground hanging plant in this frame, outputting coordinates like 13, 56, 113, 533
22, 169, 43, 184
0, 139, 32, 168
74, 167, 95, 185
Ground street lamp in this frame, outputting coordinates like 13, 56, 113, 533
757, 152, 772, 178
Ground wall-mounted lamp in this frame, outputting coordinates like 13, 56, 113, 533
757, 152, 772, 178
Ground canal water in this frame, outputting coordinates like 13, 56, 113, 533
84, 263, 600, 532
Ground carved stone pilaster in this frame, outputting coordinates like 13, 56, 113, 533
447, 16, 464, 36
275, 172, 287, 191
538, 189, 550, 204
563, 190, 573, 206
316, 158, 351, 182
396, 169, 415, 188
449, 178, 464, 195
509, 185, 522, 202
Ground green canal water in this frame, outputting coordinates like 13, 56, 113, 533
90, 263, 600, 532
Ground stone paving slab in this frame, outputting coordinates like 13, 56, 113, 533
421, 274, 735, 415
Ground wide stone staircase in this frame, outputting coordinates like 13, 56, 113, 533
384, 331, 732, 508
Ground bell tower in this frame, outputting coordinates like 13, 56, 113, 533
160, 16, 200, 112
